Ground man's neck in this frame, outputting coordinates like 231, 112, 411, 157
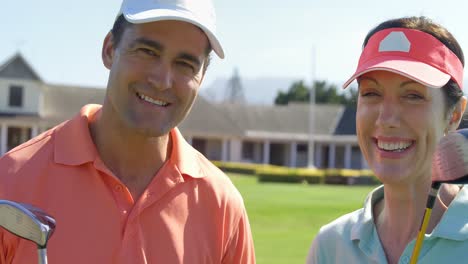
89, 109, 172, 199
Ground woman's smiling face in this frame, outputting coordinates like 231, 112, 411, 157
356, 70, 448, 185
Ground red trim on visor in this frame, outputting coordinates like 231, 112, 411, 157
343, 28, 463, 89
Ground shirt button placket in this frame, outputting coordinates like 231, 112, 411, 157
113, 184, 132, 216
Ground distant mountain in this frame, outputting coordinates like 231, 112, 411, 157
201, 77, 299, 105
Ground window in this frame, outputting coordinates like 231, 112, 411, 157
242, 141, 255, 160
9, 85, 23, 107
191, 138, 207, 154
297, 143, 308, 152
7, 127, 31, 151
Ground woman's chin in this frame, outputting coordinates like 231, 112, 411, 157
372, 165, 413, 184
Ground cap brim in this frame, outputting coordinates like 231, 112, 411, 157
342, 56, 451, 89
123, 9, 225, 59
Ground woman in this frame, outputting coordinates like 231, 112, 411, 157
307, 16, 468, 264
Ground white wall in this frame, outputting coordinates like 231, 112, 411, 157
229, 139, 242, 162
0, 78, 42, 114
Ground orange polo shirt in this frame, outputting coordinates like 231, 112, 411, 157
0, 104, 255, 264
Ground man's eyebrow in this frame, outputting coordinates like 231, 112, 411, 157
131, 37, 203, 68
178, 53, 202, 68
131, 37, 163, 50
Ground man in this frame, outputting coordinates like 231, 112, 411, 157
0, 0, 255, 263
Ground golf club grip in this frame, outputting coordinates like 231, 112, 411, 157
432, 129, 468, 184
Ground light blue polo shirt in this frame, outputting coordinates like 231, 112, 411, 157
306, 185, 468, 264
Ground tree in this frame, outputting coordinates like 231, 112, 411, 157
224, 68, 245, 103
274, 80, 357, 106
274, 80, 309, 105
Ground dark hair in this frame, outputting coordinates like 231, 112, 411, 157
363, 16, 464, 115
110, 15, 130, 48
110, 14, 212, 73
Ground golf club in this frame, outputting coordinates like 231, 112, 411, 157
0, 200, 56, 264
410, 128, 468, 264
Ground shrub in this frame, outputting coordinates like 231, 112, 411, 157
212, 161, 380, 186
212, 161, 258, 175
257, 167, 302, 183
324, 169, 380, 185
295, 168, 325, 184
257, 167, 325, 184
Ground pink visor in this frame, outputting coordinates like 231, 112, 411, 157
343, 28, 463, 89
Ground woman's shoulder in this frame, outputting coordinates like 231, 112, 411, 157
316, 208, 366, 241
314, 185, 383, 245
307, 186, 383, 263
306, 208, 370, 264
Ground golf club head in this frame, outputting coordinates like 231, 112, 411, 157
432, 128, 468, 184
0, 200, 56, 248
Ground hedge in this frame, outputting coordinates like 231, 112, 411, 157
324, 169, 379, 185
256, 167, 325, 184
212, 161, 259, 175
212, 161, 380, 185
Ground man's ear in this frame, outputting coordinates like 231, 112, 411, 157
102, 32, 115, 70
447, 96, 467, 131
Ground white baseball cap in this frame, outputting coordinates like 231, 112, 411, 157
117, 0, 224, 59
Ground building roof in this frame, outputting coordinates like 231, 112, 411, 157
334, 106, 357, 135
0, 53, 42, 81
41, 84, 105, 120
220, 102, 343, 134
179, 96, 243, 137
180, 100, 345, 139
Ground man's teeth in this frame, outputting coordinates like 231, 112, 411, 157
137, 93, 168, 106
377, 141, 412, 152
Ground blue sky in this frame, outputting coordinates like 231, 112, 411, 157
3, 0, 468, 93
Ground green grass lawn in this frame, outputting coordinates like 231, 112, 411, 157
228, 173, 377, 264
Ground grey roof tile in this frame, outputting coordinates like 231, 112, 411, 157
181, 100, 344, 137
334, 106, 357, 135
0, 53, 42, 81
179, 96, 243, 137
41, 84, 105, 119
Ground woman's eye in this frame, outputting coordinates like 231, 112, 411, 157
360, 91, 379, 97
405, 93, 424, 100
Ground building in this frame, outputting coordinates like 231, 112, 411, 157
179, 100, 364, 169
0, 53, 366, 169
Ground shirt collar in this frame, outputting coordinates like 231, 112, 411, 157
350, 184, 384, 258
54, 104, 206, 179
350, 185, 384, 241
432, 185, 468, 241
349, 185, 386, 261
54, 104, 100, 165
350, 184, 468, 242
169, 128, 206, 179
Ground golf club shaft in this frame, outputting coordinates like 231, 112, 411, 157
38, 248, 48, 264
410, 182, 441, 264
410, 208, 432, 264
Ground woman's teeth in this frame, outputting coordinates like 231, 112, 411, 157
377, 140, 412, 152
